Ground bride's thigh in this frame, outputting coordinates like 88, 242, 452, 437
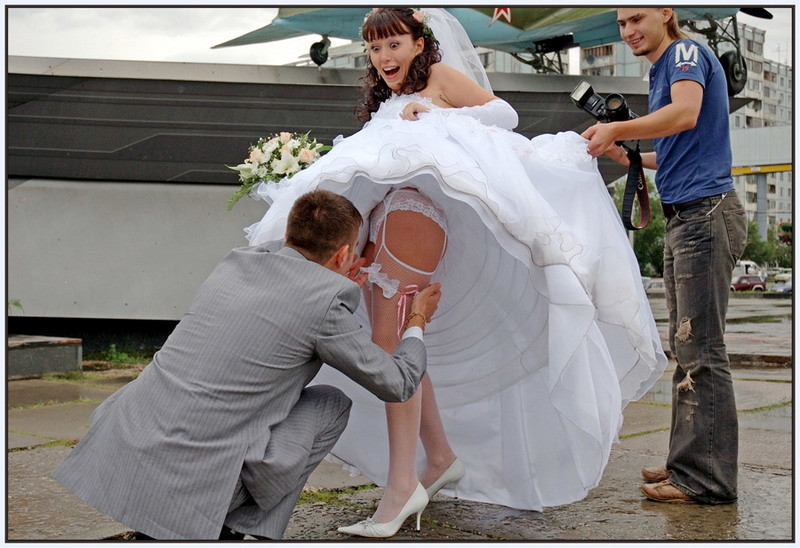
382, 209, 446, 273
367, 210, 445, 351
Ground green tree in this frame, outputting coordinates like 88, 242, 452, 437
741, 220, 793, 269
773, 223, 793, 268
612, 176, 665, 277
741, 220, 770, 264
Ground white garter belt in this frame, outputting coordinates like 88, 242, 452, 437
362, 189, 447, 307
369, 188, 447, 244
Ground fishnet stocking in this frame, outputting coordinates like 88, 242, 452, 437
362, 199, 456, 524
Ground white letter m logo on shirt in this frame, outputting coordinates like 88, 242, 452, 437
674, 43, 698, 68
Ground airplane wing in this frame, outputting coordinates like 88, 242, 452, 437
214, 7, 757, 52
212, 5, 769, 93
213, 7, 366, 49
467, 7, 746, 53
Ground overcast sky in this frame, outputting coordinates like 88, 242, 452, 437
6, 6, 795, 67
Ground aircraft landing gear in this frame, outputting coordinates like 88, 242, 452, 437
718, 50, 747, 96
310, 36, 331, 67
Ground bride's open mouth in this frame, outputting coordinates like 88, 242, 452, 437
383, 66, 400, 77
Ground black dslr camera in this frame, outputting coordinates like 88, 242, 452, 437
570, 80, 638, 123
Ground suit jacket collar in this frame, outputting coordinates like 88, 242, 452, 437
277, 246, 308, 261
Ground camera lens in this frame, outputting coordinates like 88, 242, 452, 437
604, 93, 630, 122
606, 94, 624, 111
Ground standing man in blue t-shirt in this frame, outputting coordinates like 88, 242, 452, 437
582, 8, 747, 504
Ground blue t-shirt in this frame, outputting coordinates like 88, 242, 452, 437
648, 39, 733, 204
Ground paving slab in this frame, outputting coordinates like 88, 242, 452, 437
648, 296, 793, 360
7, 445, 128, 541
8, 379, 114, 408
619, 401, 671, 437
8, 432, 48, 450
8, 402, 102, 448
731, 367, 792, 381
306, 459, 374, 490
637, 369, 792, 410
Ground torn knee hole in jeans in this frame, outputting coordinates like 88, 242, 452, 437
676, 317, 692, 343
676, 369, 695, 392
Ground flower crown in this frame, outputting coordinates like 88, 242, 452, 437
359, 8, 434, 41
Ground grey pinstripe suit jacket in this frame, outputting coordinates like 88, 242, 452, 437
52, 245, 426, 539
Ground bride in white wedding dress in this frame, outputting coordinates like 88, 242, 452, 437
244, 7, 667, 537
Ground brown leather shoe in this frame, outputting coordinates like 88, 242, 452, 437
640, 480, 696, 503
641, 465, 671, 482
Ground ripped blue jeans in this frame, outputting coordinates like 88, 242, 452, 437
663, 190, 747, 504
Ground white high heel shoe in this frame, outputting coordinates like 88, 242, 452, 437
337, 482, 428, 538
425, 457, 466, 499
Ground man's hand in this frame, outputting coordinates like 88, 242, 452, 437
410, 283, 442, 323
347, 257, 369, 287
581, 122, 623, 158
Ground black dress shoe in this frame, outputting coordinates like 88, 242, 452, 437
219, 526, 246, 540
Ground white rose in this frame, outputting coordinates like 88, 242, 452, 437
262, 138, 280, 156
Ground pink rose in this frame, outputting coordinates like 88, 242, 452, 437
298, 148, 318, 164
248, 147, 266, 164
279, 132, 292, 143
412, 10, 424, 24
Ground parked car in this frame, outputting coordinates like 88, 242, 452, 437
730, 275, 767, 291
774, 269, 792, 283
773, 281, 793, 294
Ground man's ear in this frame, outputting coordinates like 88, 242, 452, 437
331, 243, 350, 267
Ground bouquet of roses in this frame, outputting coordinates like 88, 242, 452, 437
226, 131, 331, 210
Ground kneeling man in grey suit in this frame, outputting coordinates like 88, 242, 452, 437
53, 190, 440, 540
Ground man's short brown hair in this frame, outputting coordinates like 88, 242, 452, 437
285, 190, 362, 263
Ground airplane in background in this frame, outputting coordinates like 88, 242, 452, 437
213, 7, 772, 97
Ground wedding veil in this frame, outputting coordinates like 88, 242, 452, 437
422, 8, 493, 94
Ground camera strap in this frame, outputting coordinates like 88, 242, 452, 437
621, 143, 650, 231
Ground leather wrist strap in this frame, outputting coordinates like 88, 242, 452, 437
621, 143, 651, 231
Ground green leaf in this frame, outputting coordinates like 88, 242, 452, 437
226, 183, 254, 211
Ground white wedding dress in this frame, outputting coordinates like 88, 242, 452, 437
244, 93, 668, 511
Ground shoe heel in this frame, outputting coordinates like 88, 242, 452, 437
415, 510, 422, 531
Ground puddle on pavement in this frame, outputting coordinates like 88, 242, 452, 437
7, 381, 110, 408
726, 315, 790, 324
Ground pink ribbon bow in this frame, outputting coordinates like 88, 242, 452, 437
396, 284, 420, 339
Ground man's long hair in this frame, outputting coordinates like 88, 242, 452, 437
285, 190, 362, 264
664, 8, 688, 40
355, 8, 442, 124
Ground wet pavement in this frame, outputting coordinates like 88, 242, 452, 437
6, 295, 793, 542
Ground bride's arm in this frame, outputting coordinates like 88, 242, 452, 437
433, 63, 518, 130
